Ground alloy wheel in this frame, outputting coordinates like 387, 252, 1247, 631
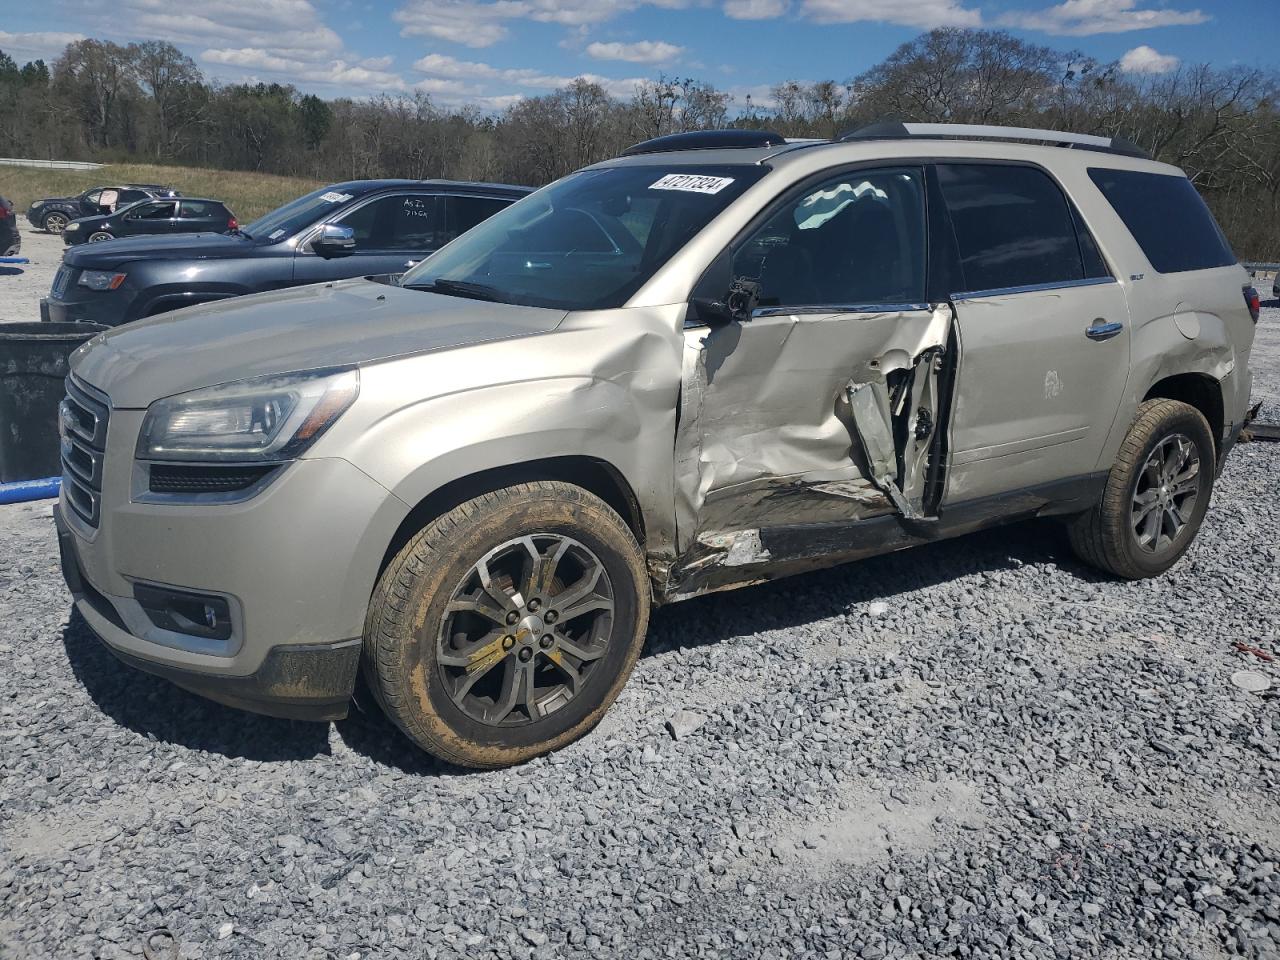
88, 232, 114, 243
44, 213, 68, 233
436, 534, 615, 726
1130, 432, 1200, 554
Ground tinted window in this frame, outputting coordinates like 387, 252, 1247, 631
441, 195, 511, 244
180, 200, 220, 217
132, 201, 177, 220
338, 194, 445, 250
1087, 168, 1235, 273
402, 165, 767, 311
938, 164, 1084, 293
118, 189, 150, 205
733, 167, 927, 306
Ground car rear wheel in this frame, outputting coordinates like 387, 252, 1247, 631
88, 231, 114, 243
363, 480, 650, 768
42, 212, 68, 233
1067, 399, 1215, 579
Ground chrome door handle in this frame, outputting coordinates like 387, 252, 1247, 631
1085, 319, 1124, 341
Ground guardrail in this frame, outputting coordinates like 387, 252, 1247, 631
1243, 261, 1279, 278
0, 158, 104, 171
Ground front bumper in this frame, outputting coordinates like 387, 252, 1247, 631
54, 439, 409, 720
42, 292, 133, 327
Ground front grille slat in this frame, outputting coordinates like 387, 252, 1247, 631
60, 376, 109, 528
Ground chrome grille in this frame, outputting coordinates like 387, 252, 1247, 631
51, 266, 72, 300
59, 377, 110, 527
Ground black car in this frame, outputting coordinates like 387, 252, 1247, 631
26, 184, 178, 234
63, 196, 236, 246
0, 195, 19, 257
42, 179, 530, 327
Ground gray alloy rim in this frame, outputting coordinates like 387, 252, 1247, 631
44, 213, 68, 233
88, 232, 114, 243
436, 534, 615, 727
1131, 432, 1200, 554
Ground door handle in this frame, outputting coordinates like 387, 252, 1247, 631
1085, 319, 1124, 342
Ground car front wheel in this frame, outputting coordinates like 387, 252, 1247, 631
363, 480, 650, 768
1067, 398, 1215, 579
42, 212, 68, 233
87, 231, 115, 243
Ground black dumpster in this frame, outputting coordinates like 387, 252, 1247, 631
0, 322, 107, 483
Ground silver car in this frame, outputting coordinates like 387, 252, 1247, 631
57, 123, 1258, 767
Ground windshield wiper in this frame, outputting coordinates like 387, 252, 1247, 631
403, 278, 504, 302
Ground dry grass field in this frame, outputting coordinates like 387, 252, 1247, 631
0, 163, 323, 223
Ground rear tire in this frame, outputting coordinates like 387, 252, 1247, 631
363, 481, 650, 768
42, 211, 68, 234
1067, 399, 1215, 579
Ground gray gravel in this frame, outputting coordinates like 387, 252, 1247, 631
1, 305, 1278, 960
0, 229, 63, 324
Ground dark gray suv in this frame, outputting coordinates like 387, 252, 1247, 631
42, 180, 530, 327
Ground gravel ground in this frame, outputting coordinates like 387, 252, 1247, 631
0, 228, 63, 324
1, 312, 1278, 960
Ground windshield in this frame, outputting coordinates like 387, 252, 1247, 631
401, 164, 767, 310
241, 186, 361, 242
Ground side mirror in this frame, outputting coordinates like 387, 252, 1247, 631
690, 278, 762, 327
312, 224, 356, 258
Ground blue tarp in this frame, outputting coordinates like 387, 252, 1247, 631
0, 476, 60, 504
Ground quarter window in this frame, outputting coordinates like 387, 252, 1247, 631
733, 167, 927, 307
1087, 168, 1235, 274
180, 200, 218, 217
937, 164, 1086, 293
440, 196, 511, 245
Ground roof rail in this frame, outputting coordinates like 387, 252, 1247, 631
621, 129, 789, 157
839, 121, 1150, 160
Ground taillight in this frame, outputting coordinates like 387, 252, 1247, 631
0, 206, 10, 219
1244, 285, 1260, 323
227, 217, 237, 231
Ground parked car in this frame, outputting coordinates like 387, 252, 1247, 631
27, 184, 178, 234
0, 195, 19, 256
62, 197, 236, 246
56, 124, 1257, 768
41, 179, 529, 326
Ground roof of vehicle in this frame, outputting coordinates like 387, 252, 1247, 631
326, 179, 534, 197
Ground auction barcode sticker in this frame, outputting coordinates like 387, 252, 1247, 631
649, 174, 735, 195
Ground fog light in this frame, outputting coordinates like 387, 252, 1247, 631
133, 584, 232, 641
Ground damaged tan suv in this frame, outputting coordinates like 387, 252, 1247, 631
58, 123, 1259, 767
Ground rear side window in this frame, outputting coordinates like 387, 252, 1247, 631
180, 200, 218, 217
1087, 168, 1235, 273
441, 195, 511, 244
937, 163, 1087, 293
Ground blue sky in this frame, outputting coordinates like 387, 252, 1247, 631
1, 0, 1274, 111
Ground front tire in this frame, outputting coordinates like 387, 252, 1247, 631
1067, 399, 1215, 579
42, 211, 68, 233
363, 481, 650, 768
88, 231, 114, 243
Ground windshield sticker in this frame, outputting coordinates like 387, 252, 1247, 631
649, 174, 735, 195
320, 191, 353, 203
269, 228, 286, 240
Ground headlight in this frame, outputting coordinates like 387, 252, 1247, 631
78, 270, 126, 290
32, 200, 44, 208
65, 222, 80, 231
136, 368, 360, 463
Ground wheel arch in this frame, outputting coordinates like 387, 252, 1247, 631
376, 455, 646, 584
1143, 372, 1225, 457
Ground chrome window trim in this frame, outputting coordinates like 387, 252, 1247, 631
951, 276, 1117, 301
753, 302, 933, 318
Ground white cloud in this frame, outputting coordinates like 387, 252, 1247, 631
394, 0, 692, 48
799, 0, 980, 28
585, 40, 684, 63
414, 52, 646, 98
0, 30, 85, 62
1118, 44, 1180, 73
998, 0, 1208, 36
724, 0, 789, 19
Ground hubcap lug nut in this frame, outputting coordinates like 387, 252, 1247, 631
544, 610, 558, 624
505, 611, 519, 625
528, 598, 541, 612
518, 647, 533, 662
502, 635, 515, 651
539, 634, 553, 649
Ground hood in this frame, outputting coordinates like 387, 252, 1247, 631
66, 214, 108, 231
71, 278, 568, 408
63, 231, 251, 268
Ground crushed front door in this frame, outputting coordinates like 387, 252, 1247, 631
671, 302, 955, 590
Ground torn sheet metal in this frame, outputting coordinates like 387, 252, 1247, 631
672, 301, 954, 556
